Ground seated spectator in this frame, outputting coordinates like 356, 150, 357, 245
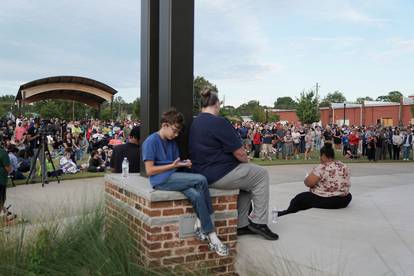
88, 150, 105, 172
60, 149, 79, 174
278, 143, 352, 217
7, 145, 25, 180
110, 126, 140, 173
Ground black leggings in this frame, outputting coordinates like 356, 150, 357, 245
278, 192, 352, 217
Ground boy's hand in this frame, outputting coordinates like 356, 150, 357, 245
172, 158, 192, 168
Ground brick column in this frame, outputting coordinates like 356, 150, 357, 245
105, 174, 239, 275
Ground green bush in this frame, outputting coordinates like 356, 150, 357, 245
0, 206, 149, 276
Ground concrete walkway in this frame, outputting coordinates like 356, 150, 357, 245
237, 163, 414, 276
5, 163, 414, 275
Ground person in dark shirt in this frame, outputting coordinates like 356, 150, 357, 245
88, 150, 105, 172
26, 119, 45, 183
189, 88, 279, 241
110, 126, 140, 173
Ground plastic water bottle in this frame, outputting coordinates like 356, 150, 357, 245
122, 157, 129, 178
271, 208, 279, 224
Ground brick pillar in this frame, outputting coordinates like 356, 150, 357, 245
105, 174, 239, 275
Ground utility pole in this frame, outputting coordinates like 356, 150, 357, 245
315, 82, 320, 105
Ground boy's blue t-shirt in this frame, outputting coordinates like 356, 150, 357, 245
142, 133, 179, 187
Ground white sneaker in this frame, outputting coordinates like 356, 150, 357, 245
194, 227, 208, 241
208, 242, 229, 257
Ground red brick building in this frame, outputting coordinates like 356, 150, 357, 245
271, 99, 414, 127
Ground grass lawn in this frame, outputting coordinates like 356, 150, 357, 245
9, 149, 412, 187
252, 150, 414, 166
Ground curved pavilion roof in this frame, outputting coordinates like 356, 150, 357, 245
16, 76, 117, 109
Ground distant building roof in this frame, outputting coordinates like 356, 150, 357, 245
364, 101, 399, 107
331, 102, 362, 109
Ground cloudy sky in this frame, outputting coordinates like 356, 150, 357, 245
1, 0, 413, 107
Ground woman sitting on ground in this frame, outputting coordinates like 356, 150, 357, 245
88, 150, 105, 172
278, 143, 352, 217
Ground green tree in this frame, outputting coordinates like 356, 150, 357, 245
296, 90, 320, 124
376, 91, 403, 102
193, 76, 218, 114
132, 98, 140, 119
320, 91, 347, 107
273, 97, 297, 109
0, 94, 17, 118
356, 96, 373, 104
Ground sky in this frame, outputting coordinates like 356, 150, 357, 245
1, 0, 414, 107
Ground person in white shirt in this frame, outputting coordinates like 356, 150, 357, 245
60, 149, 79, 174
291, 128, 301, 159
392, 129, 403, 160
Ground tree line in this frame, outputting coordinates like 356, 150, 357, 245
0, 77, 407, 124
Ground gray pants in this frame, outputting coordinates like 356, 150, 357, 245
210, 163, 269, 228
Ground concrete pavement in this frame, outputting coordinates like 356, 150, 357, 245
5, 163, 414, 275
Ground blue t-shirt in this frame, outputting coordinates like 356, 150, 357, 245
142, 133, 179, 187
262, 130, 273, 144
189, 113, 242, 184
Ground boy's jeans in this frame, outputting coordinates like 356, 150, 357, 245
155, 172, 214, 233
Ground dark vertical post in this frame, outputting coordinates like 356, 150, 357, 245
140, 0, 160, 175
158, 0, 194, 159
343, 103, 346, 126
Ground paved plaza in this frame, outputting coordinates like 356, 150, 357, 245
6, 163, 414, 276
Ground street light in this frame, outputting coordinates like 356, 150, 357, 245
343, 103, 346, 126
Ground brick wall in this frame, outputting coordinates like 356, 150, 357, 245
105, 176, 239, 276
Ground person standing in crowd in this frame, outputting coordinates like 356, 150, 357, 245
275, 124, 286, 159
189, 88, 279, 241
375, 130, 385, 161
299, 127, 306, 154
261, 125, 273, 161
333, 126, 342, 151
252, 128, 262, 159
386, 127, 394, 160
304, 128, 314, 160
0, 142, 13, 222
26, 119, 44, 183
292, 128, 301, 159
314, 126, 322, 151
283, 130, 293, 160
323, 126, 333, 144
348, 129, 360, 156
14, 121, 26, 144
277, 143, 352, 217
110, 126, 141, 173
392, 129, 403, 160
402, 128, 413, 161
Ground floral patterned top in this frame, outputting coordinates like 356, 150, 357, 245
311, 161, 351, 197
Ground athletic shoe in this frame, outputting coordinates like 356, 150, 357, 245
208, 242, 229, 257
194, 227, 208, 241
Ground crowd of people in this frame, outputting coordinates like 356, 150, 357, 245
0, 117, 141, 182
234, 122, 414, 161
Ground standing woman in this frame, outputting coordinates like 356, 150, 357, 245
278, 143, 352, 217
304, 129, 314, 160
252, 128, 262, 159
392, 129, 403, 160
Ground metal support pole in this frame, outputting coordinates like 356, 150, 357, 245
158, 0, 194, 159
140, 0, 160, 176
343, 103, 346, 126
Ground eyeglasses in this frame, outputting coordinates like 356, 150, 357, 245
171, 126, 181, 134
